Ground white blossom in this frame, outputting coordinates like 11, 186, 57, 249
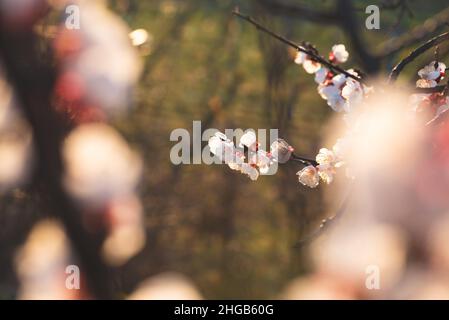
240, 163, 259, 181
294, 51, 307, 65
297, 165, 319, 188
418, 61, 446, 81
416, 79, 437, 88
270, 138, 293, 163
238, 130, 257, 150
341, 78, 364, 112
303, 59, 321, 74
318, 84, 346, 112
294, 51, 321, 74
208, 132, 236, 163
314, 67, 329, 84
330, 44, 349, 64
316, 148, 337, 166
317, 164, 336, 184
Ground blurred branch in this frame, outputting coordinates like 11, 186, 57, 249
389, 31, 449, 82
377, 6, 449, 58
294, 183, 353, 248
0, 24, 113, 298
256, 0, 339, 25
232, 9, 366, 83
143, 3, 196, 78
354, 0, 411, 11
336, 0, 381, 74
290, 153, 318, 166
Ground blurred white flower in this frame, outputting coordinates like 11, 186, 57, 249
294, 51, 307, 65
63, 123, 142, 206
15, 220, 76, 299
250, 150, 272, 174
416, 79, 437, 88
317, 164, 336, 184
314, 67, 329, 84
341, 78, 364, 112
208, 132, 236, 163
316, 148, 337, 166
330, 44, 349, 64
55, 1, 143, 114
129, 28, 153, 56
418, 61, 446, 81
103, 224, 145, 266
128, 272, 202, 300
0, 131, 33, 191
129, 28, 150, 47
238, 130, 257, 150
240, 163, 259, 181
294, 51, 321, 74
297, 165, 319, 188
318, 84, 346, 112
270, 138, 293, 163
303, 59, 321, 74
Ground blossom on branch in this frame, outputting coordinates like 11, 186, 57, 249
329, 44, 349, 64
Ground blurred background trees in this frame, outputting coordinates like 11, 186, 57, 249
1, 0, 449, 299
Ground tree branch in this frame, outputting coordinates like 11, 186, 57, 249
377, 5, 449, 58
294, 184, 352, 248
388, 31, 449, 82
232, 9, 366, 84
336, 0, 381, 74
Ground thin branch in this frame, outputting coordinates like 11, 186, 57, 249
388, 31, 449, 82
336, 0, 381, 74
377, 5, 449, 58
232, 9, 366, 84
290, 153, 318, 167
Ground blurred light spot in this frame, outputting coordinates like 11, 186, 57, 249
15, 220, 76, 299
62, 123, 142, 206
128, 272, 202, 300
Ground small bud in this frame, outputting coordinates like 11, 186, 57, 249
270, 139, 293, 164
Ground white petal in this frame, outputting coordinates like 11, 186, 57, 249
331, 44, 349, 63
296, 165, 319, 188
303, 59, 321, 74
294, 51, 307, 65
314, 67, 328, 84
238, 130, 257, 149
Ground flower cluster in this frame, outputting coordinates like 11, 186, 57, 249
295, 44, 371, 113
208, 131, 293, 181
53, 1, 143, 122
296, 140, 346, 188
211, 37, 448, 190
411, 61, 448, 123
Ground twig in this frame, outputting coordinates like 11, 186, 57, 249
294, 184, 352, 248
336, 0, 380, 74
377, 5, 449, 58
290, 153, 318, 166
388, 31, 449, 82
232, 9, 366, 84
